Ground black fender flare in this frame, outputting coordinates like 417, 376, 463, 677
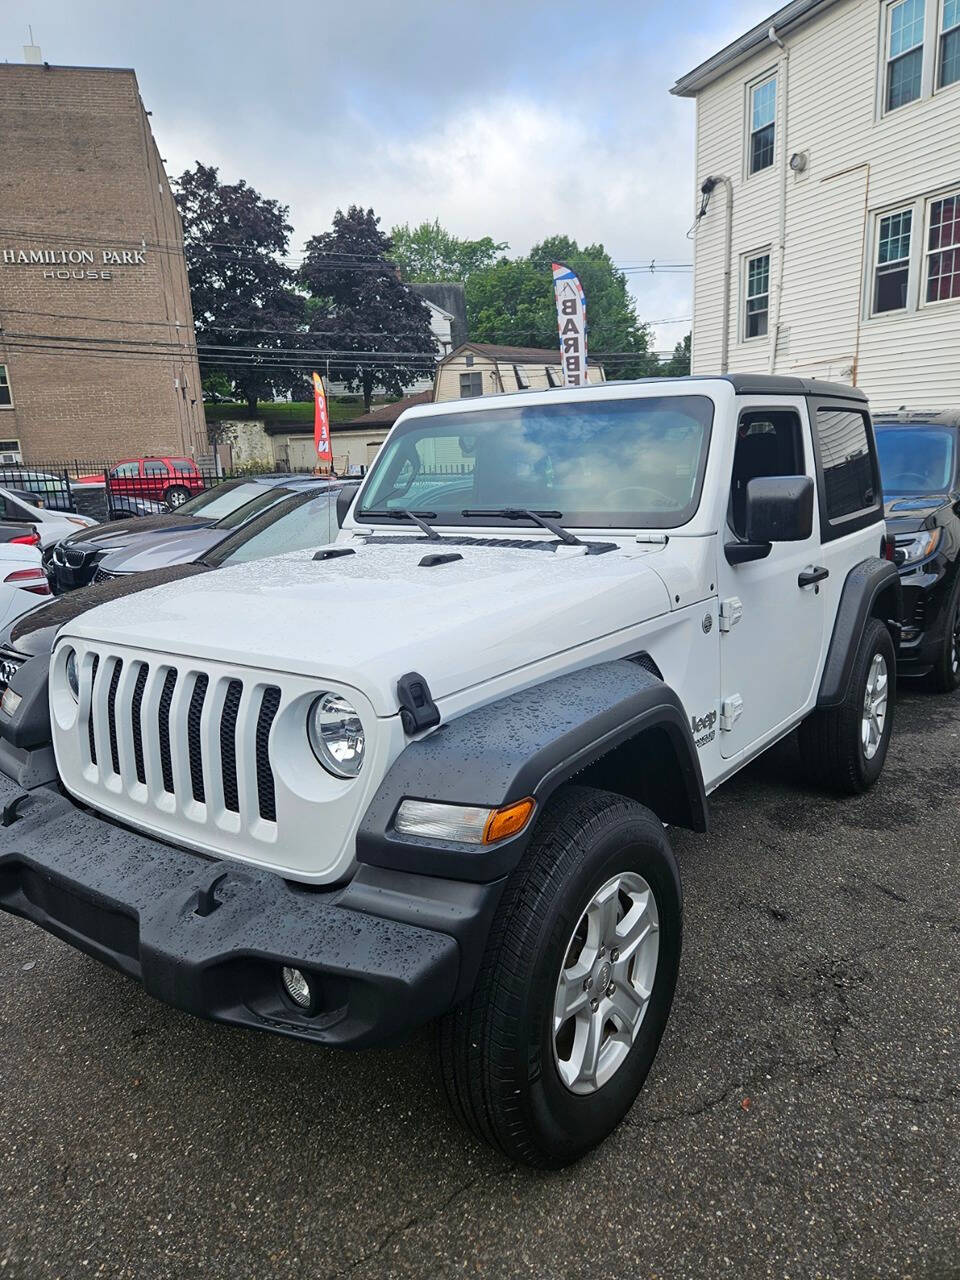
817, 556, 902, 709
356, 659, 708, 883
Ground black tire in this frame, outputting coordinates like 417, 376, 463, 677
798, 616, 896, 794
438, 785, 682, 1168
164, 484, 190, 508
928, 574, 960, 694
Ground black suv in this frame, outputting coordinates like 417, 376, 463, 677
875, 412, 960, 690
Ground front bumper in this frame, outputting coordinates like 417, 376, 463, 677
897, 574, 953, 673
0, 773, 503, 1048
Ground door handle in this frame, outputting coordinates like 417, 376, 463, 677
798, 565, 829, 588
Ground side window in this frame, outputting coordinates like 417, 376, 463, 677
748, 74, 777, 174
873, 209, 913, 312
815, 407, 878, 525
885, 0, 926, 111
110, 462, 140, 478
143, 461, 167, 476
729, 410, 805, 539
744, 253, 771, 339
459, 372, 483, 398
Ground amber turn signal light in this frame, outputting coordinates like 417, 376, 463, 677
483, 798, 536, 844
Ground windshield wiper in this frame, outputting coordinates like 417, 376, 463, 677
361, 508, 441, 540
461, 508, 584, 547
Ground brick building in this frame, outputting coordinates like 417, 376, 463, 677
0, 62, 206, 464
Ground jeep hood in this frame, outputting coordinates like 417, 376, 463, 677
59, 537, 672, 715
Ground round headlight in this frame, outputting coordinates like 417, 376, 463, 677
307, 692, 365, 778
65, 649, 79, 700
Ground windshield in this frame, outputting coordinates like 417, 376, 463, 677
212, 492, 337, 565
213, 485, 296, 530
176, 480, 272, 520
875, 426, 957, 494
356, 395, 715, 529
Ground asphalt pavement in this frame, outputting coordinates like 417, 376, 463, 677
1, 684, 958, 1279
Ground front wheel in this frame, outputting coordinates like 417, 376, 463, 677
798, 616, 895, 793
929, 575, 960, 693
164, 484, 190, 508
438, 786, 682, 1168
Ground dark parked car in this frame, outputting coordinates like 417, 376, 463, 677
46, 475, 333, 592
875, 411, 960, 690
107, 493, 168, 520
0, 483, 358, 742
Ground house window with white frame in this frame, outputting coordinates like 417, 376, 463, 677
0, 365, 11, 408
459, 371, 483, 398
874, 209, 913, 312
941, 0, 960, 86
744, 253, 770, 338
925, 193, 960, 301
748, 76, 777, 174
886, 0, 926, 110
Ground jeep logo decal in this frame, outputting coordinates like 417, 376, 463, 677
690, 709, 717, 749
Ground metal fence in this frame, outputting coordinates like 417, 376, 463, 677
0, 459, 332, 523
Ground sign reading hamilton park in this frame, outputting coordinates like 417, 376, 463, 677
1, 244, 148, 281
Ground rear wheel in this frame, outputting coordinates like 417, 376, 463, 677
164, 484, 190, 508
929, 576, 960, 693
438, 786, 681, 1168
798, 616, 895, 793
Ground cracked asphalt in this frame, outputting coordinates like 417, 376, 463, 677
1, 684, 959, 1279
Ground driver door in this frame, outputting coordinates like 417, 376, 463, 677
717, 403, 825, 759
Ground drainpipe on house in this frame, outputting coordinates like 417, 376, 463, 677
768, 24, 790, 375
699, 175, 735, 373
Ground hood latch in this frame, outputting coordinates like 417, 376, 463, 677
397, 671, 441, 735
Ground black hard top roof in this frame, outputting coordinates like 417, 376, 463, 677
720, 374, 868, 401
574, 374, 869, 402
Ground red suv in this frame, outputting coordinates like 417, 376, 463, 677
107, 457, 205, 508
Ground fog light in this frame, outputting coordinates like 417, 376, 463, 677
281, 965, 312, 1009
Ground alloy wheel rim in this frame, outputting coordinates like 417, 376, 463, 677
862, 653, 889, 761
552, 871, 660, 1095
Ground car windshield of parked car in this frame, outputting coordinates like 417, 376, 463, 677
875, 426, 957, 494
175, 480, 272, 521
212, 492, 337, 565
212, 485, 298, 530
355, 395, 715, 529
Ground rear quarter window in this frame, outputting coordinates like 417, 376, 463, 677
808, 404, 882, 544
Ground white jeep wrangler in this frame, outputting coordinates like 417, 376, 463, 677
0, 375, 901, 1167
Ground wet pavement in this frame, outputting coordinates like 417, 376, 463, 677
1, 683, 958, 1278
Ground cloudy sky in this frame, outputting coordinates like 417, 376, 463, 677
3, 1, 771, 353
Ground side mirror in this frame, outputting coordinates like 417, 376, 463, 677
726, 475, 814, 565
746, 475, 814, 543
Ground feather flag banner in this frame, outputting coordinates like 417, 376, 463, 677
312, 371, 333, 466
551, 262, 588, 386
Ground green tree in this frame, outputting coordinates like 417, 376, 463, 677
466, 236, 659, 379
300, 206, 437, 411
661, 333, 692, 376
390, 219, 507, 282
174, 162, 306, 414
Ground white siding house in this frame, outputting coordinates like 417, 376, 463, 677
673, 0, 960, 411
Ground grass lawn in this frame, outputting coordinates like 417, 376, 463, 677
204, 398, 386, 426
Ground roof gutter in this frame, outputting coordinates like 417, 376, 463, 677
671, 0, 834, 96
